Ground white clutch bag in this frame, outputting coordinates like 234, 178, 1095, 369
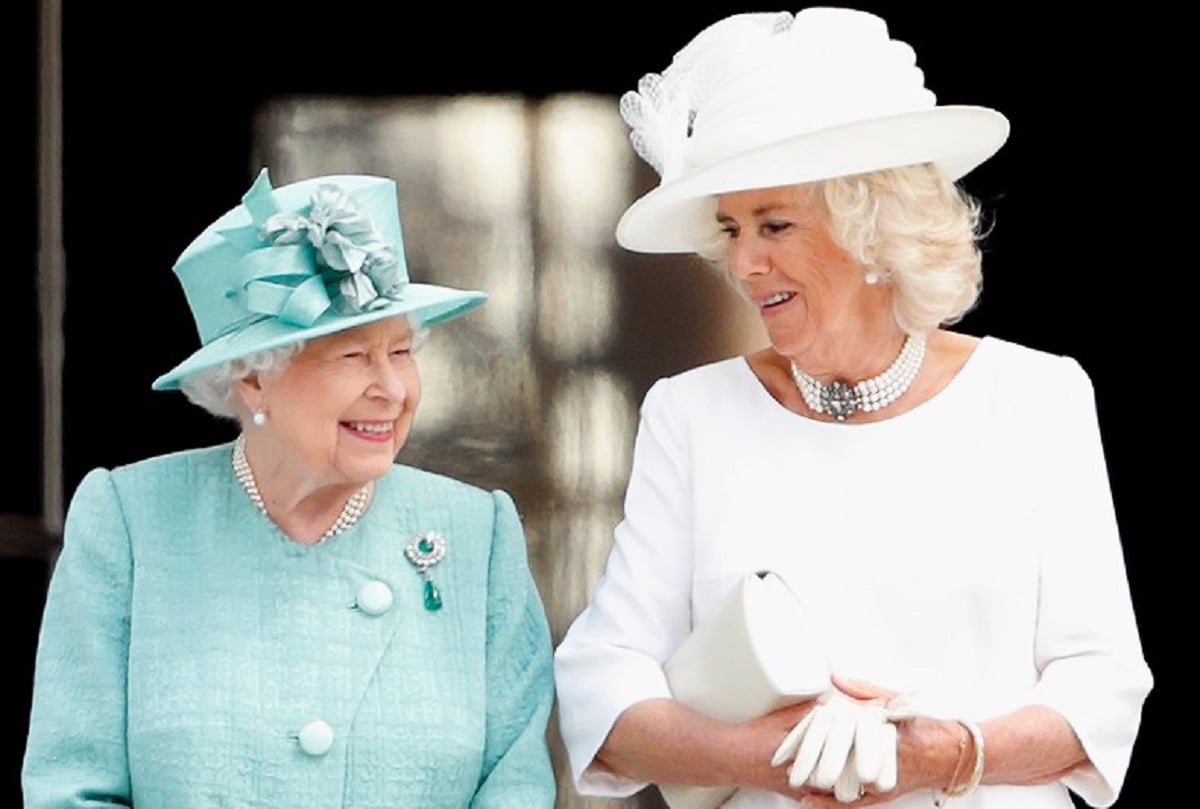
659, 570, 832, 809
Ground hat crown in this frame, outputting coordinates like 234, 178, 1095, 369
621, 7, 936, 184
172, 169, 410, 347
686, 9, 935, 173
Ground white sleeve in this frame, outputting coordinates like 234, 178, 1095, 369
553, 377, 698, 797
1027, 357, 1153, 807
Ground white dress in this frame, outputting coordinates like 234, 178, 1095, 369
553, 336, 1153, 809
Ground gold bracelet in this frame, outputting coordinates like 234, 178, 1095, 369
934, 719, 984, 806
932, 721, 968, 807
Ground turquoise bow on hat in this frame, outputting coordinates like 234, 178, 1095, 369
215, 169, 407, 335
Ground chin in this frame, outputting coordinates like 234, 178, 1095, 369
765, 332, 806, 360
345, 459, 393, 485
764, 312, 823, 352
347, 442, 401, 478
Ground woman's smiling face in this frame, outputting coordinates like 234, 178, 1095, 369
252, 315, 422, 487
715, 184, 877, 358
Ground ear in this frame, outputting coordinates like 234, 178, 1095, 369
231, 372, 264, 414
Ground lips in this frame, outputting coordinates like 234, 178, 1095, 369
759, 291, 797, 310
343, 421, 395, 441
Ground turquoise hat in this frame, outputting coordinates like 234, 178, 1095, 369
152, 168, 487, 391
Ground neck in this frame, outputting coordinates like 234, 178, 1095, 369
241, 434, 357, 505
788, 323, 910, 384
235, 434, 371, 544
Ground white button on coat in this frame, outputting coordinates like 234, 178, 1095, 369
297, 720, 334, 756
356, 581, 394, 615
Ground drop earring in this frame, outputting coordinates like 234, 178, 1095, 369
252, 410, 267, 427
864, 271, 881, 285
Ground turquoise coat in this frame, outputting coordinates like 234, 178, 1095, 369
23, 442, 556, 808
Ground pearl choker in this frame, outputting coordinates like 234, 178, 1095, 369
231, 434, 371, 542
789, 333, 927, 422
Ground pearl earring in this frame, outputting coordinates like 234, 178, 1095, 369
252, 410, 267, 427
864, 271, 881, 285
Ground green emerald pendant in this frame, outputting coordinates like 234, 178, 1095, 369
423, 579, 443, 611
406, 531, 447, 612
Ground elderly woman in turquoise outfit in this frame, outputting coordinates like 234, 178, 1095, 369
22, 169, 557, 807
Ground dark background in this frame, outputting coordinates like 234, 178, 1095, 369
10, 2, 1168, 805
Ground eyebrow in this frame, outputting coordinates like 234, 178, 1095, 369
715, 203, 788, 222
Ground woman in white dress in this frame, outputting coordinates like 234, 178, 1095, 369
553, 7, 1152, 809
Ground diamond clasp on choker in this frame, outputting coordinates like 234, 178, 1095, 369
405, 531, 447, 611
789, 333, 927, 423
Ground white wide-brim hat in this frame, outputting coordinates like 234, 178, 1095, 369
615, 7, 1010, 254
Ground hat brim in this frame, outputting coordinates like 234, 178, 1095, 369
151, 283, 486, 391
615, 105, 1010, 254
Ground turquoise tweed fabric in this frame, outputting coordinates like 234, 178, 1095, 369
23, 441, 556, 808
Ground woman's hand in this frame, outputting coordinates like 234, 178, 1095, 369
831, 674, 898, 705
769, 689, 896, 801
767, 674, 963, 807
729, 699, 824, 796
782, 714, 959, 808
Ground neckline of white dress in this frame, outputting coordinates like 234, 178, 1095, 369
740, 334, 993, 430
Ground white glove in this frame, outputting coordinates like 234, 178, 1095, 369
771, 692, 898, 800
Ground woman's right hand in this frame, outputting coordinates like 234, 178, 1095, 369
770, 693, 897, 801
738, 699, 827, 795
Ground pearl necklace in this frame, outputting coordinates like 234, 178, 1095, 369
231, 434, 371, 542
789, 333, 927, 422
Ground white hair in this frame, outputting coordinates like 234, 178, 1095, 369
179, 343, 306, 419
816, 163, 986, 333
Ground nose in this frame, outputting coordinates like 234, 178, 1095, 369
367, 355, 408, 404
727, 234, 769, 281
